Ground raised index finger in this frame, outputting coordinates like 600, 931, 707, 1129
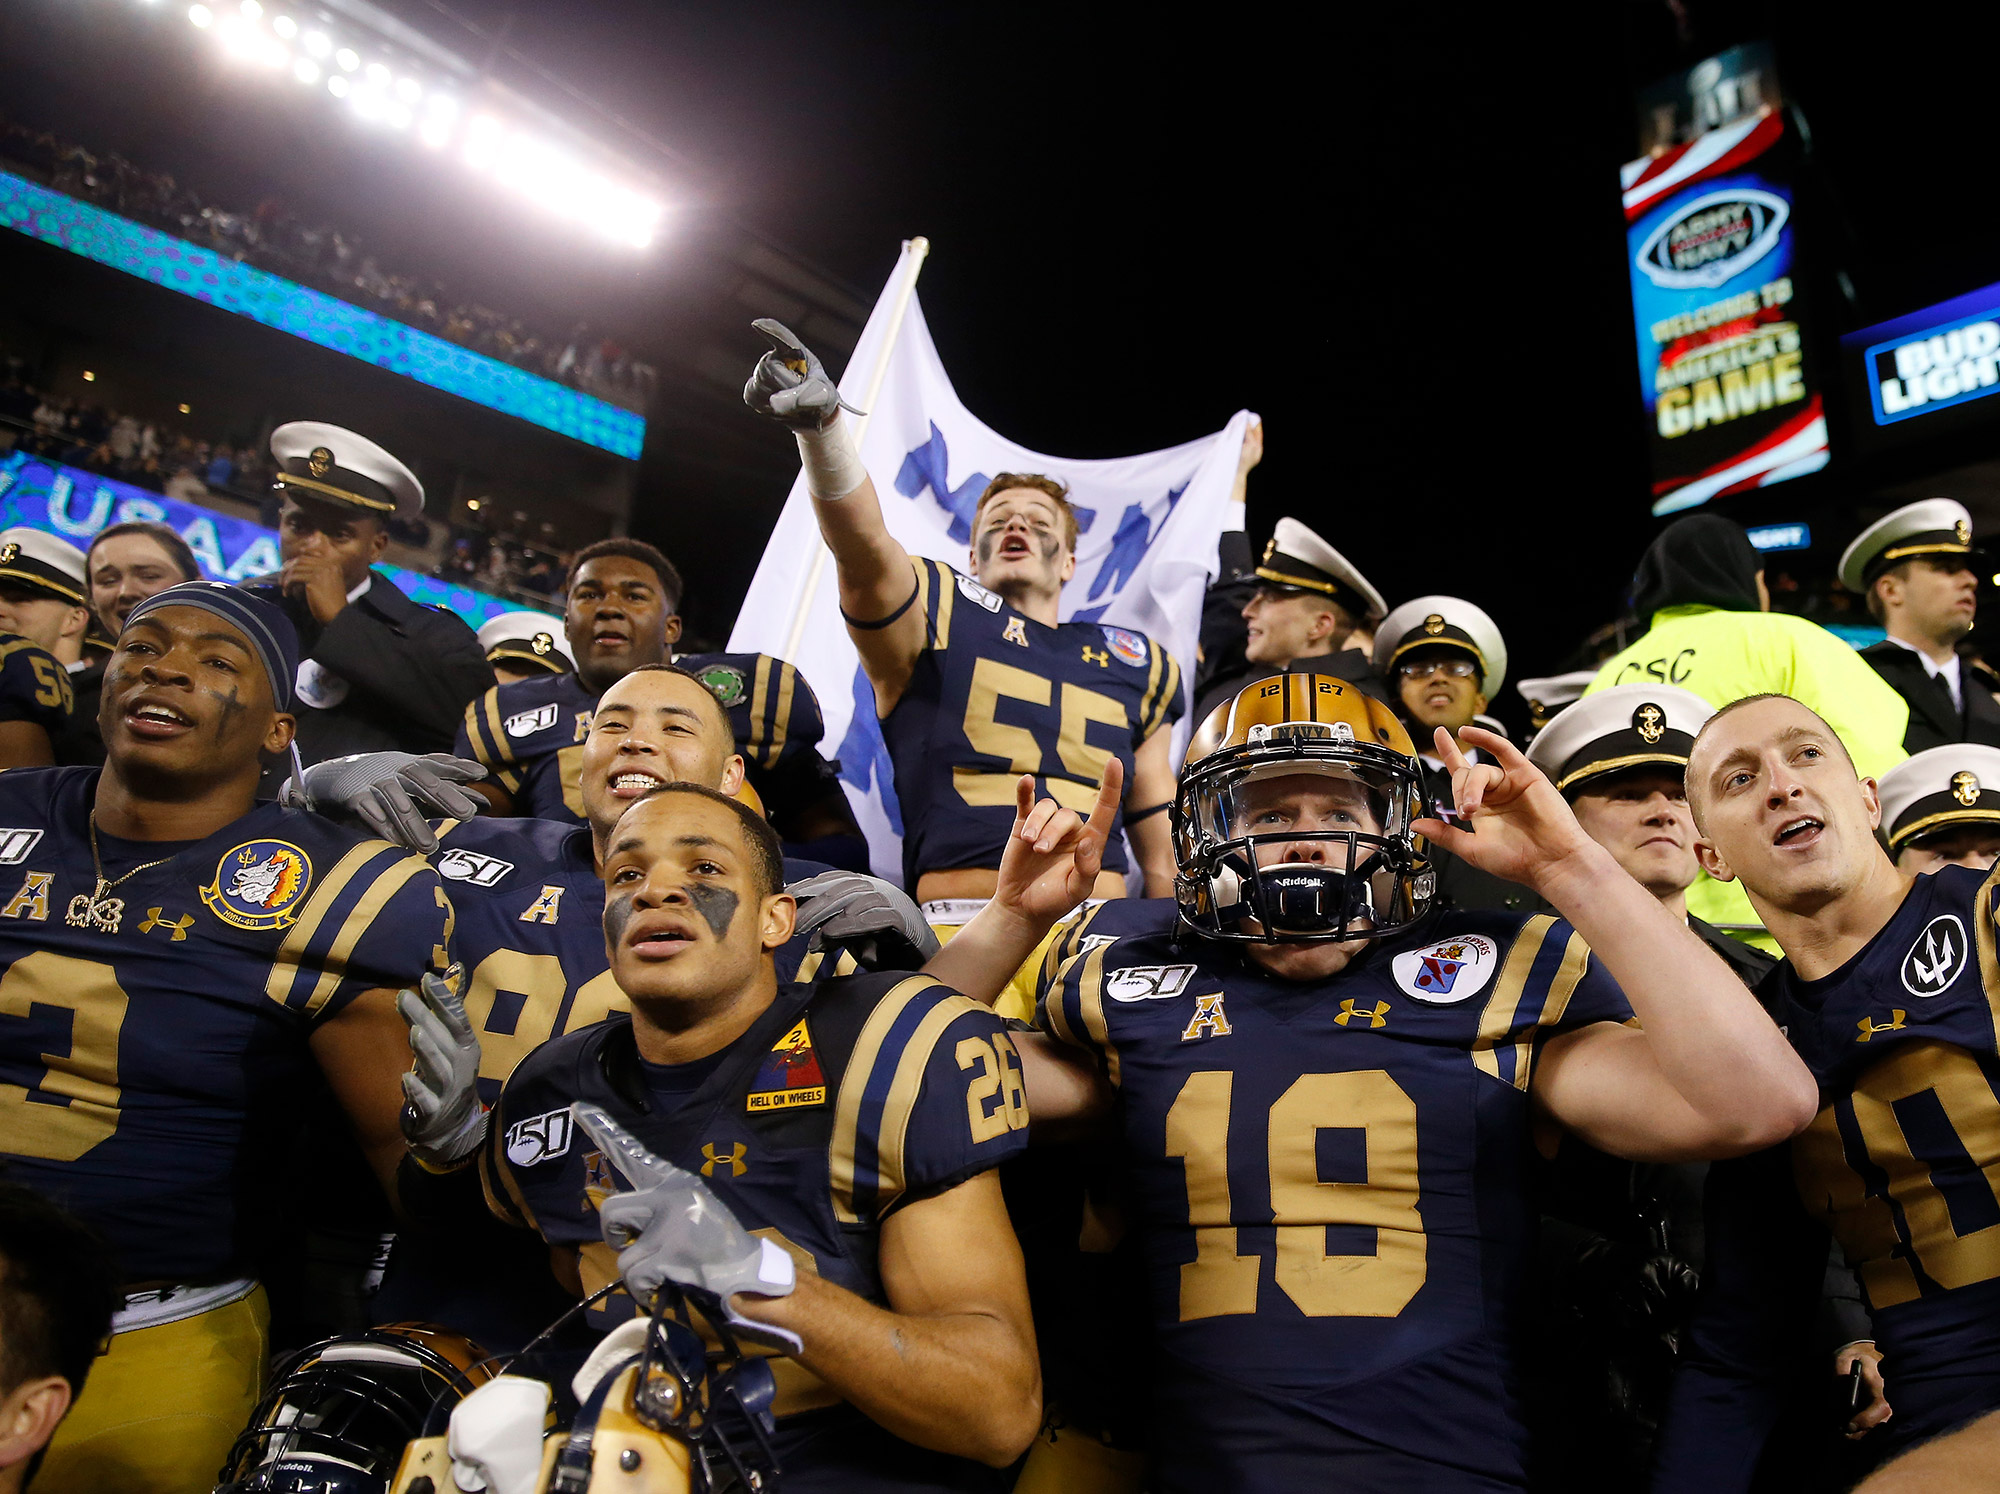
572, 1103, 679, 1189
1457, 724, 1534, 776
1087, 755, 1125, 830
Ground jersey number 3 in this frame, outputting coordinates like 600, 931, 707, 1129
1166, 1068, 1425, 1321
0, 952, 126, 1160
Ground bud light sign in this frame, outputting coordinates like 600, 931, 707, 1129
1851, 291, 2000, 427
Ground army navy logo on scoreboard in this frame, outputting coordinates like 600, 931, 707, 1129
1902, 913, 1968, 998
1392, 933, 1499, 1004
1099, 626, 1148, 668
505, 703, 561, 737
201, 839, 313, 931
506, 1107, 574, 1167
1106, 964, 1197, 1002
1636, 188, 1790, 291
0, 828, 43, 865
437, 847, 515, 886
695, 663, 747, 708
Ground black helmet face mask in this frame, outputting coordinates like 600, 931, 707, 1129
1175, 748, 1432, 944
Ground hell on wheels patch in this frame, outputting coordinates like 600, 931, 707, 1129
746, 1017, 828, 1111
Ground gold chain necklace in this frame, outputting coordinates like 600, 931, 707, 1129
64, 814, 184, 935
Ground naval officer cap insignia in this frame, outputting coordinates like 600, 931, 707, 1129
1514, 670, 1596, 734
1838, 497, 1983, 594
477, 609, 573, 675
269, 421, 425, 522
1877, 743, 2000, 854
1254, 516, 1387, 623
1525, 683, 1712, 797
1373, 595, 1508, 699
0, 527, 88, 607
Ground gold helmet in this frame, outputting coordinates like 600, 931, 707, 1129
1173, 672, 1434, 942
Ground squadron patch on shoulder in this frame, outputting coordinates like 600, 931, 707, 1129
695, 663, 747, 708
1099, 625, 1148, 668
1391, 932, 1499, 1004
746, 1017, 828, 1111
505, 703, 560, 737
201, 839, 313, 931
1902, 913, 1967, 998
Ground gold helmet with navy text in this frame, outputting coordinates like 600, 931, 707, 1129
1174, 671, 1433, 943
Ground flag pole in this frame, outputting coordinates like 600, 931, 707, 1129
779, 236, 930, 666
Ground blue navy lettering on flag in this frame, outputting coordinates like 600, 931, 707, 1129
730, 241, 1252, 883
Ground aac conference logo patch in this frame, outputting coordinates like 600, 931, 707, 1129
1391, 933, 1499, 1005
201, 839, 313, 931
1901, 913, 1967, 998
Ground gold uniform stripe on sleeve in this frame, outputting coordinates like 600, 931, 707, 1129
1976, 861, 2000, 1055
830, 975, 942, 1225
1149, 650, 1182, 737
767, 661, 796, 768
298, 854, 431, 1018
1139, 638, 1165, 731
931, 560, 956, 650
460, 700, 486, 761
1510, 930, 1592, 1093
265, 841, 395, 1009
746, 655, 773, 766
481, 1135, 540, 1231
481, 690, 518, 766
1472, 915, 1557, 1082
873, 993, 991, 1214
1075, 935, 1121, 1088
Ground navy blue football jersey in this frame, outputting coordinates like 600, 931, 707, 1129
482, 971, 1027, 1491
454, 653, 831, 826
0, 767, 446, 1282
1659, 864, 2000, 1482
1035, 899, 1633, 1490
880, 558, 1182, 887
0, 632, 72, 739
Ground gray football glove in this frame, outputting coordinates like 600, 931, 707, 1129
572, 1104, 802, 1354
744, 319, 864, 430
787, 870, 940, 971
399, 968, 486, 1169
282, 751, 488, 854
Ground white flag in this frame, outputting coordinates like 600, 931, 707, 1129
730, 243, 1250, 883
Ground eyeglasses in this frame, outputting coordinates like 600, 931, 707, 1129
1397, 657, 1478, 681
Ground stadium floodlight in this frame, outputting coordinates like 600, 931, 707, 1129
293, 56, 318, 84
271, 14, 295, 37
188, 4, 213, 26
334, 46, 358, 70
300, 29, 329, 57
326, 73, 348, 97
239, 0, 260, 15
365, 61, 389, 85
385, 103, 413, 130
395, 76, 420, 103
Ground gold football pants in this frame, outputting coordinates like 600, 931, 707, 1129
36, 1284, 269, 1494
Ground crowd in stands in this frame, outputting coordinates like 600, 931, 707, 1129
0, 114, 658, 415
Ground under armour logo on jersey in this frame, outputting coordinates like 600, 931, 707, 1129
138, 907, 194, 941
519, 886, 564, 924
701, 1142, 748, 1178
0, 872, 49, 922
1901, 914, 1967, 997
1002, 616, 1028, 647
1858, 1010, 1908, 1043
1334, 999, 1391, 1029
1180, 993, 1231, 1040
1081, 644, 1111, 668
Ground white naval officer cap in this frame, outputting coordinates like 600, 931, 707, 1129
269, 421, 424, 522
1838, 498, 1982, 595
0, 526, 88, 606
1525, 682, 1713, 796
477, 609, 573, 674
1255, 517, 1387, 623
1515, 670, 1597, 731
1876, 743, 2000, 854
1372, 595, 1508, 698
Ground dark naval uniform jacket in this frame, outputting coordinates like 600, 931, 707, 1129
1860, 639, 2000, 755
249, 570, 494, 794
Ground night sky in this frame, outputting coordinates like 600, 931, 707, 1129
11, 1, 2000, 692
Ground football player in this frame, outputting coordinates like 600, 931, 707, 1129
365, 662, 931, 1349
0, 528, 84, 768
925, 672, 1817, 1490
743, 322, 1185, 921
1654, 695, 2000, 1484
400, 782, 1041, 1489
454, 536, 863, 866
0, 582, 449, 1494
